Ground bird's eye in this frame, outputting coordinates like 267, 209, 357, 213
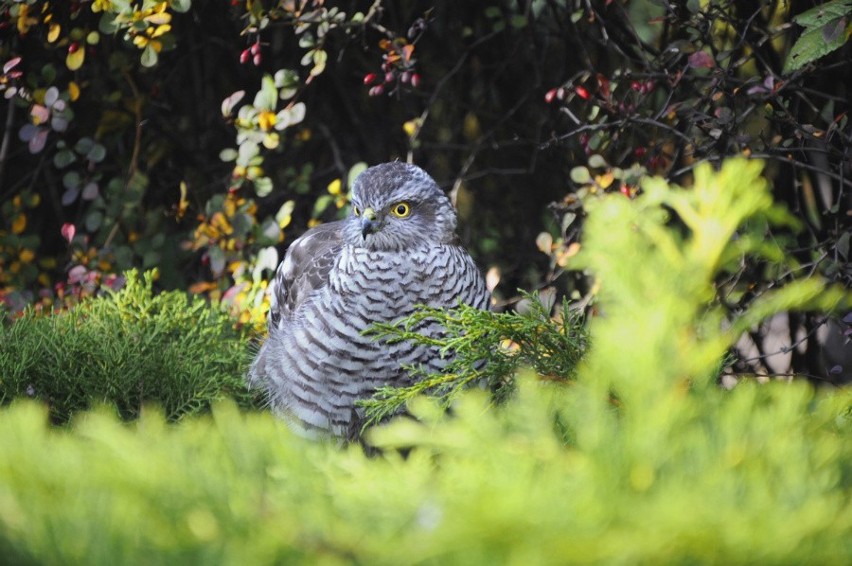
390, 202, 411, 218
352, 205, 361, 216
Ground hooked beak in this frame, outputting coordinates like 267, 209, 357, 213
360, 208, 378, 239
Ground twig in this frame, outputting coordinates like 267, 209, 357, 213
0, 98, 15, 195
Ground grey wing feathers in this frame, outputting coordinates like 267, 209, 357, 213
268, 220, 344, 331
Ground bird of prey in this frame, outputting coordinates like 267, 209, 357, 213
249, 162, 490, 439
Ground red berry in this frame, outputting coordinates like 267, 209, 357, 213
250, 42, 260, 55
239, 49, 249, 64
575, 85, 590, 100
644, 80, 655, 93
384, 71, 395, 83
630, 80, 642, 92
252, 53, 262, 66
369, 85, 385, 96
545, 88, 558, 104
620, 184, 631, 197
68, 42, 80, 54
400, 71, 411, 84
410, 73, 421, 88
363, 73, 378, 85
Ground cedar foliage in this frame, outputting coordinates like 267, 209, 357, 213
0, 270, 261, 424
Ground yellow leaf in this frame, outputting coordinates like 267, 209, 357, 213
556, 242, 582, 267
485, 266, 501, 293
276, 200, 295, 229
595, 172, 614, 190
223, 197, 236, 217
402, 119, 419, 137
262, 132, 279, 149
536, 232, 553, 254
19, 249, 35, 263
210, 212, 233, 235
257, 110, 277, 131
463, 112, 481, 141
151, 24, 171, 38
66, 48, 85, 71
68, 81, 80, 101
176, 181, 189, 220
48, 23, 61, 43
327, 178, 342, 195
11, 214, 26, 234
16, 5, 38, 35
189, 281, 217, 294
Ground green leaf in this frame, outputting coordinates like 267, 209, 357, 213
784, 0, 852, 73
588, 154, 608, 168
99, 13, 119, 34
253, 75, 278, 110
792, 0, 852, 26
219, 148, 238, 162
87, 144, 107, 163
509, 14, 528, 28
169, 0, 192, 13
253, 176, 273, 198
570, 166, 591, 184
53, 149, 77, 169
63, 171, 81, 190
208, 246, 225, 276
784, 18, 851, 73
312, 194, 333, 217
310, 49, 327, 77
274, 102, 306, 131
347, 162, 368, 188
140, 45, 158, 68
275, 69, 300, 100
85, 210, 103, 232
74, 137, 94, 156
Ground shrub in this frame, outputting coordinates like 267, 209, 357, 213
0, 269, 261, 423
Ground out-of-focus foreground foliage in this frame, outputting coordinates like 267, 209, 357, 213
0, 0, 849, 379
1, 159, 850, 564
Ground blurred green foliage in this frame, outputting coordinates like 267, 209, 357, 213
0, 380, 848, 564
0, 269, 261, 424
2, 158, 848, 563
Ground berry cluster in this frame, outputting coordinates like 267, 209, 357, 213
363, 67, 421, 97
364, 15, 429, 97
239, 39, 262, 66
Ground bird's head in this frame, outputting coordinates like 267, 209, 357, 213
343, 162, 458, 251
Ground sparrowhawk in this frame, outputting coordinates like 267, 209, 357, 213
249, 162, 490, 439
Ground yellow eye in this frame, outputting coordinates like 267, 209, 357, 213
352, 205, 361, 216
390, 202, 411, 218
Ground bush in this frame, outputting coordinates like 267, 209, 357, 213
0, 158, 849, 563
0, 380, 849, 564
0, 269, 261, 423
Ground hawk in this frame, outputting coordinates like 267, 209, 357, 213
249, 162, 490, 439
